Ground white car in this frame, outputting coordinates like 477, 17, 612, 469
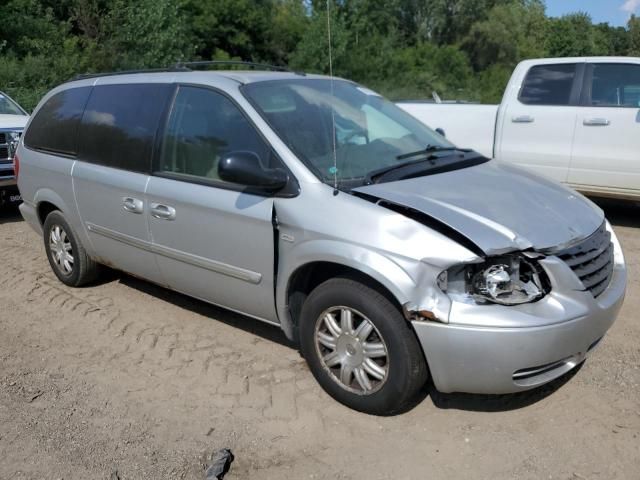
0, 91, 28, 205
399, 57, 640, 201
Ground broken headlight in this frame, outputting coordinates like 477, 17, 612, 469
438, 254, 549, 306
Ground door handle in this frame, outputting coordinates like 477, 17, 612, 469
583, 118, 610, 126
512, 115, 535, 123
150, 203, 176, 220
122, 197, 144, 214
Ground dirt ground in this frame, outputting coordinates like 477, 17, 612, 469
0, 198, 639, 480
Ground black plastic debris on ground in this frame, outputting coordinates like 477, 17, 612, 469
204, 448, 234, 480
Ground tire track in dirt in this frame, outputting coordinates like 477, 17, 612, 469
0, 239, 326, 429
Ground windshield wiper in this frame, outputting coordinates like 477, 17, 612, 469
364, 150, 486, 185
396, 145, 458, 160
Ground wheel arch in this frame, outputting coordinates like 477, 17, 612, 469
33, 189, 71, 225
277, 242, 419, 342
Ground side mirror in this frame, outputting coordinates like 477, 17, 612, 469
218, 151, 288, 191
435, 128, 446, 138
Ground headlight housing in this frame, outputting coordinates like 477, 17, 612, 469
8, 131, 21, 158
438, 253, 549, 306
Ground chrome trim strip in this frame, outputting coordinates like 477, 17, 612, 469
86, 222, 151, 251
152, 243, 262, 284
85, 222, 262, 284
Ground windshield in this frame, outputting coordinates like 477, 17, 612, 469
242, 79, 462, 186
0, 92, 26, 116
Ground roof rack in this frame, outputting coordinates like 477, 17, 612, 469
69, 60, 303, 83
71, 66, 189, 81
172, 60, 292, 72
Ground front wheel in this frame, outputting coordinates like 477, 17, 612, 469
299, 278, 428, 415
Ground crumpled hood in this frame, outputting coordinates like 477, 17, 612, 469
353, 161, 604, 255
0, 114, 28, 129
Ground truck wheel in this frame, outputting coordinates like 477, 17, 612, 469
299, 277, 428, 415
43, 210, 99, 287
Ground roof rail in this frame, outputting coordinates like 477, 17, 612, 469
70, 66, 189, 82
68, 60, 303, 83
172, 60, 292, 72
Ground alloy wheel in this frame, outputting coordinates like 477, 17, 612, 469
314, 306, 389, 394
49, 224, 74, 275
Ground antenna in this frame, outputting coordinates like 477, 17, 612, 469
327, 0, 339, 196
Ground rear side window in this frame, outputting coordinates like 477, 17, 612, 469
78, 84, 172, 173
519, 64, 576, 106
589, 63, 640, 107
24, 87, 91, 155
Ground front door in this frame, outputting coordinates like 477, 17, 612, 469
569, 62, 640, 196
146, 85, 279, 322
497, 62, 582, 183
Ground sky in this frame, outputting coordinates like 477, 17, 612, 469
546, 0, 640, 27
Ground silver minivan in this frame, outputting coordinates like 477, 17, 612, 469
16, 64, 627, 415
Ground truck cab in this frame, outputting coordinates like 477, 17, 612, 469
400, 57, 640, 202
0, 91, 29, 206
497, 57, 640, 200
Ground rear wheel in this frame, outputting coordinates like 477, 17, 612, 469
299, 277, 428, 415
43, 210, 99, 287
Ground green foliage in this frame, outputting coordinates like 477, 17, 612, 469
629, 15, 640, 56
96, 0, 191, 69
1, 0, 639, 111
547, 13, 600, 57
463, 0, 547, 70
289, 5, 349, 73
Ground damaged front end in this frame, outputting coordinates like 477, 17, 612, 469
403, 251, 552, 324
441, 252, 551, 306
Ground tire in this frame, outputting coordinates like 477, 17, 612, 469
43, 210, 100, 287
299, 277, 428, 415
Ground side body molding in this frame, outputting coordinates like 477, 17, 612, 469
86, 222, 263, 284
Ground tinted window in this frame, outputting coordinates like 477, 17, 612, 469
78, 84, 171, 173
24, 87, 91, 155
590, 63, 640, 107
158, 86, 271, 182
520, 64, 576, 106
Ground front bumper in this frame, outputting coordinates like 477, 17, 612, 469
0, 184, 20, 206
412, 228, 627, 394
0, 175, 16, 188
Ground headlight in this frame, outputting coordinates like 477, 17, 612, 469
439, 253, 549, 306
8, 131, 21, 157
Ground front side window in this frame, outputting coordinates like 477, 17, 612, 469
158, 86, 272, 183
242, 79, 458, 186
589, 63, 640, 107
519, 64, 576, 106
78, 84, 172, 173
24, 87, 91, 155
0, 92, 26, 116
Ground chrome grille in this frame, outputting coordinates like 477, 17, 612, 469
555, 222, 614, 298
0, 129, 20, 178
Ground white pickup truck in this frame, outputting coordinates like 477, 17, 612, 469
0, 91, 28, 206
399, 57, 640, 201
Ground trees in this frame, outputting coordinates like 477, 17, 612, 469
546, 13, 599, 57
463, 0, 546, 71
629, 15, 640, 56
1, 0, 638, 110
